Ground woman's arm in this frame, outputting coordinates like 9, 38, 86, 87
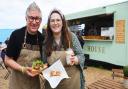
71, 33, 85, 69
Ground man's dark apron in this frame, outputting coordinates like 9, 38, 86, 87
9, 31, 41, 89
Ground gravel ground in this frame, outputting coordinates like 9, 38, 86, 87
0, 65, 123, 89
85, 67, 123, 86
0, 66, 9, 89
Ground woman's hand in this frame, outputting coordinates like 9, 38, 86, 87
43, 63, 48, 69
69, 54, 75, 65
69, 55, 79, 65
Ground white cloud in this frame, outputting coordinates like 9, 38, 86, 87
0, 0, 128, 29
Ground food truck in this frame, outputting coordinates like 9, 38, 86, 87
66, 1, 128, 66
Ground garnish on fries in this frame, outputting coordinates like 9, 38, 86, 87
32, 59, 47, 74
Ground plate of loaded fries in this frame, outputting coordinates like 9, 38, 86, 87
31, 59, 47, 74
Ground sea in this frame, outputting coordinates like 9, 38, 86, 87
0, 29, 14, 43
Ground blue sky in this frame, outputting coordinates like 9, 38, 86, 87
0, 0, 128, 31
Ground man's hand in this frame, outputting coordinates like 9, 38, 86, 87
25, 67, 40, 77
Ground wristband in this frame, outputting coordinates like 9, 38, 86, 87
21, 66, 26, 74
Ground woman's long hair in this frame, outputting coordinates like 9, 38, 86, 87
44, 9, 72, 56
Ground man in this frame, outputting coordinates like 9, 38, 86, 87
4, 2, 44, 89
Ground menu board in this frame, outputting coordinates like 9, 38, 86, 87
115, 20, 125, 43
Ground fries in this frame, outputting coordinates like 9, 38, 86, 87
50, 70, 61, 76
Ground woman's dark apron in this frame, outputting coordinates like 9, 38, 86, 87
45, 51, 80, 89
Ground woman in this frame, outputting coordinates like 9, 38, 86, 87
42, 9, 85, 89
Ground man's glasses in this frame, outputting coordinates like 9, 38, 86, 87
27, 16, 41, 23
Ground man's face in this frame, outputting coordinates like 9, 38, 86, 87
26, 10, 42, 34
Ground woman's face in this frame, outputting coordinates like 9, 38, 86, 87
50, 13, 63, 34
